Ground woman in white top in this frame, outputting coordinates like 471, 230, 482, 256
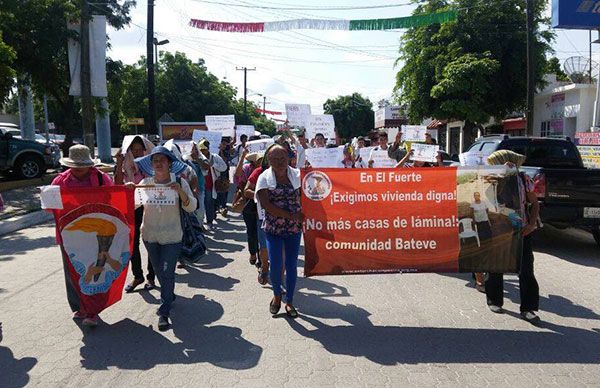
131, 146, 197, 331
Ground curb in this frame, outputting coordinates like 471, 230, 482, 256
0, 210, 53, 237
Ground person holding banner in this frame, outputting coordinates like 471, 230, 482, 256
132, 146, 197, 331
485, 150, 541, 324
256, 145, 303, 318
52, 145, 114, 327
196, 139, 227, 231
114, 136, 157, 293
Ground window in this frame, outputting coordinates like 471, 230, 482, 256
540, 121, 551, 137
480, 142, 498, 154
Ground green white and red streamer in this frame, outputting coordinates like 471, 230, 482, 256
189, 10, 457, 33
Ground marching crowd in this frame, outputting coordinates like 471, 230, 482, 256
50, 127, 541, 331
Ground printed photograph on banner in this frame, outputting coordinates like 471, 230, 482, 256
285, 103, 311, 127
246, 138, 274, 153
369, 150, 396, 168
205, 115, 235, 137
192, 129, 222, 153
135, 187, 178, 207
410, 144, 439, 163
456, 166, 522, 273
401, 125, 428, 142
306, 114, 336, 140
305, 147, 344, 168
235, 125, 255, 144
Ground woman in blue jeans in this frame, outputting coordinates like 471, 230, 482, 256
131, 146, 197, 331
256, 145, 303, 318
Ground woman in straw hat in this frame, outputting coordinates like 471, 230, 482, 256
51, 144, 114, 327
131, 146, 197, 331
485, 150, 541, 324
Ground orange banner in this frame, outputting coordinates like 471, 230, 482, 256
302, 167, 522, 276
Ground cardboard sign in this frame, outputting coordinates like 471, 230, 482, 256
192, 130, 222, 154
301, 166, 522, 276
246, 138, 275, 153
410, 144, 440, 163
285, 104, 311, 127
401, 125, 428, 142
305, 147, 344, 168
306, 114, 336, 140
205, 115, 235, 137
235, 125, 255, 144
369, 149, 396, 168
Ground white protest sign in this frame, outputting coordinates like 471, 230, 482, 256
401, 125, 428, 142
235, 125, 255, 144
173, 140, 194, 157
369, 150, 396, 168
285, 103, 311, 127
459, 151, 490, 166
246, 138, 274, 153
192, 130, 222, 154
39, 185, 63, 209
386, 127, 400, 142
305, 147, 344, 168
306, 114, 335, 140
410, 143, 440, 163
205, 115, 235, 137
427, 129, 438, 141
135, 187, 178, 207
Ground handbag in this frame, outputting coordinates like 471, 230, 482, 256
176, 178, 206, 263
215, 175, 231, 193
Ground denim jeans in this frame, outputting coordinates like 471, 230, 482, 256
265, 232, 302, 304
143, 241, 181, 317
204, 192, 216, 225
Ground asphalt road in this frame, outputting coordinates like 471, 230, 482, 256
0, 216, 599, 387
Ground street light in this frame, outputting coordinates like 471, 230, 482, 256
249, 91, 269, 116
153, 37, 169, 67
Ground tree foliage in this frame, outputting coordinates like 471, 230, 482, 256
394, 0, 554, 124
323, 93, 374, 140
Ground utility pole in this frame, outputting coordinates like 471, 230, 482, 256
263, 95, 267, 117
147, 0, 156, 135
236, 66, 256, 118
80, 0, 95, 154
525, 0, 535, 137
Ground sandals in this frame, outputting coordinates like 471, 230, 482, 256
269, 298, 281, 315
125, 279, 144, 293
285, 304, 298, 319
258, 269, 269, 285
249, 255, 257, 266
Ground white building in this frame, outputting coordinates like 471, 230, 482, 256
533, 77, 596, 138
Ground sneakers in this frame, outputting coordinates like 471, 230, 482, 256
488, 305, 504, 314
82, 315, 99, 327
521, 311, 541, 324
73, 311, 86, 320
158, 315, 170, 331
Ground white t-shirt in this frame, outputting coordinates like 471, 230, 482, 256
470, 201, 491, 223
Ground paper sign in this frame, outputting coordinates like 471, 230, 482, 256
401, 125, 428, 142
459, 151, 490, 166
410, 144, 440, 163
235, 125, 255, 144
305, 147, 344, 168
174, 140, 194, 157
306, 114, 335, 140
205, 115, 235, 137
386, 127, 400, 142
246, 139, 275, 153
192, 130, 222, 154
135, 187, 177, 206
285, 104, 311, 127
39, 185, 63, 209
369, 150, 396, 168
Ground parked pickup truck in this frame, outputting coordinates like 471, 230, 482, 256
0, 126, 61, 179
466, 135, 600, 247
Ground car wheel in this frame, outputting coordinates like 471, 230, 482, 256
592, 226, 600, 248
14, 155, 45, 179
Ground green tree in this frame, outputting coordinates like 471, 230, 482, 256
394, 0, 553, 125
323, 93, 374, 140
544, 56, 570, 82
0, 32, 16, 102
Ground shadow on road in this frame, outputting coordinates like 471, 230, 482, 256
287, 277, 600, 365
0, 224, 55, 260
0, 323, 37, 388
79, 294, 262, 371
533, 226, 599, 268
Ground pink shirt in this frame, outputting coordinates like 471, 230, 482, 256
51, 167, 114, 188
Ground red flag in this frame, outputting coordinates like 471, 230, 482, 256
53, 186, 135, 316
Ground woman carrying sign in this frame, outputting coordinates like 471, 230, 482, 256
485, 150, 541, 324
256, 145, 304, 318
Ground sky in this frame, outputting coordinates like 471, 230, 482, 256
105, 0, 596, 118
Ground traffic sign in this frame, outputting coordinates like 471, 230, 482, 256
127, 118, 145, 126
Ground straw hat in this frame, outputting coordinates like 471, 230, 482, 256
197, 139, 209, 151
487, 150, 526, 167
245, 151, 264, 164
60, 145, 97, 168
